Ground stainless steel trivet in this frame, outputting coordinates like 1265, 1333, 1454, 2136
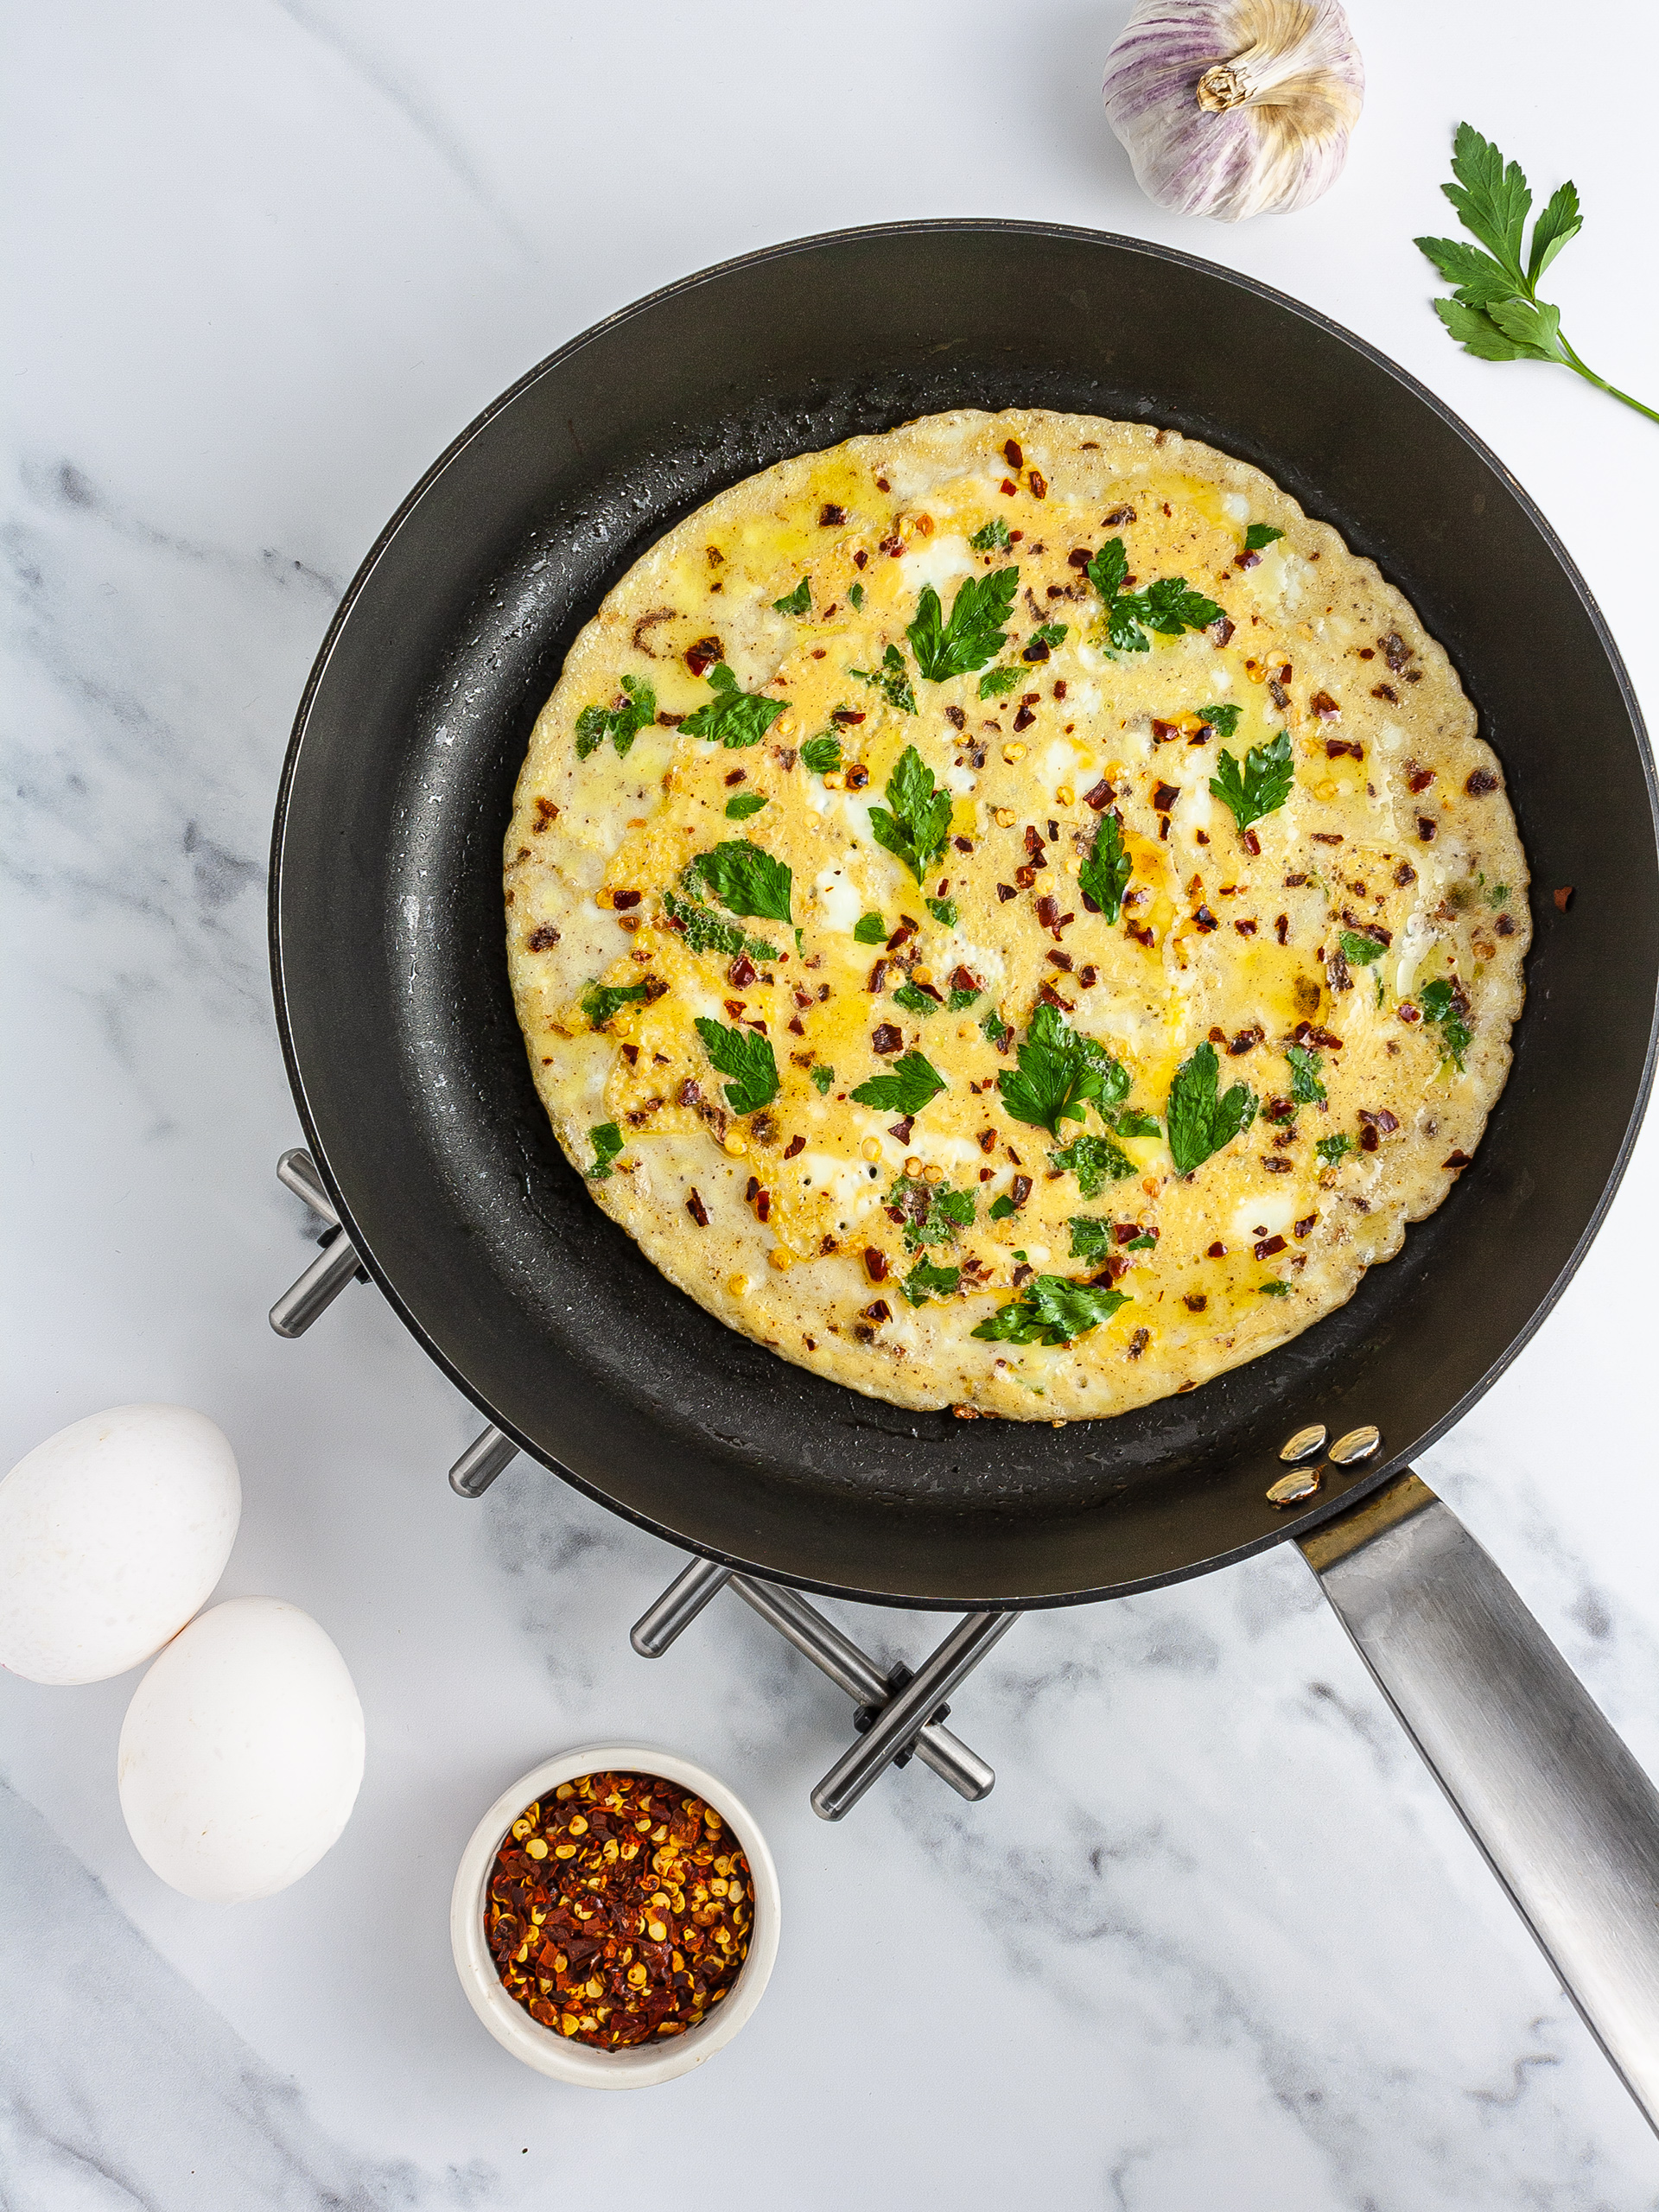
270, 1148, 1015, 1819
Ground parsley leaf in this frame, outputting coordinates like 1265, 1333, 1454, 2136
979, 664, 1019, 699
848, 582, 865, 610
926, 895, 958, 928
1066, 1216, 1114, 1262
1243, 524, 1284, 552
1316, 1132, 1356, 1165
1286, 1045, 1326, 1104
1209, 729, 1294, 833
1050, 1134, 1133, 1197
853, 912, 887, 944
687, 840, 792, 926
972, 1275, 1130, 1346
1419, 977, 1472, 1069
850, 1051, 947, 1117
1166, 1040, 1258, 1175
582, 980, 653, 1030
1079, 810, 1131, 923
1259, 1279, 1292, 1297
586, 1122, 623, 1179
1136, 576, 1226, 635
902, 1257, 962, 1306
800, 734, 842, 775
681, 664, 788, 748
906, 568, 1020, 682
1197, 702, 1241, 738
1027, 621, 1068, 652
887, 1173, 975, 1250
849, 642, 917, 715
987, 1192, 1020, 1221
980, 1009, 1012, 1050
997, 1001, 1127, 1136
868, 745, 953, 884
575, 675, 657, 760
969, 518, 1010, 552
1085, 539, 1224, 654
810, 1064, 834, 1095
772, 575, 811, 616
1109, 1109, 1161, 1140
947, 985, 980, 1012
1338, 929, 1387, 966
725, 791, 767, 821
893, 982, 938, 1018
661, 888, 775, 963
1416, 124, 1657, 427
693, 1016, 779, 1116
1085, 538, 1128, 604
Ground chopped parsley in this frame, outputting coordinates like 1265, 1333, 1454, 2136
582, 980, 654, 1030
988, 1192, 1022, 1221
1210, 729, 1294, 833
868, 744, 953, 884
1066, 1216, 1114, 1262
850, 1050, 946, 1116
948, 985, 980, 1012
1109, 1108, 1161, 1141
693, 1017, 779, 1116
575, 675, 657, 760
1490, 881, 1510, 907
853, 912, 888, 944
687, 840, 792, 926
681, 664, 787, 748
1050, 1134, 1134, 1197
849, 642, 917, 715
1286, 1045, 1326, 1104
972, 1275, 1130, 1346
772, 575, 811, 616
1166, 1040, 1258, 1175
1338, 929, 1387, 966
980, 1009, 1013, 1050
800, 734, 842, 775
902, 1257, 962, 1306
887, 1173, 975, 1250
997, 1001, 1128, 1136
810, 1064, 834, 1095
1419, 977, 1472, 1069
978, 664, 1020, 699
1079, 810, 1131, 924
1316, 1132, 1356, 1165
906, 568, 1020, 682
725, 791, 768, 821
1259, 1278, 1292, 1296
1086, 538, 1224, 655
662, 888, 775, 962
1244, 523, 1285, 552
1027, 621, 1068, 652
848, 582, 865, 611
586, 1122, 624, 1179
1197, 702, 1242, 738
926, 895, 958, 928
969, 518, 1011, 552
892, 982, 938, 1018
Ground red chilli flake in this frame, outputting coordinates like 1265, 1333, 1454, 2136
685, 1191, 709, 1227
864, 1248, 888, 1282
1554, 887, 1574, 912
1254, 1235, 1287, 1260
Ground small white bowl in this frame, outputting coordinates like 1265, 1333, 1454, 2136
450, 1743, 780, 2088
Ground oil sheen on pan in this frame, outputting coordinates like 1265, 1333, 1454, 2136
503, 410, 1529, 1421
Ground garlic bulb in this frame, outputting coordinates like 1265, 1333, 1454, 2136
1103, 0, 1363, 222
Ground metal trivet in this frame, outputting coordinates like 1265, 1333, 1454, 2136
270, 1149, 1015, 1819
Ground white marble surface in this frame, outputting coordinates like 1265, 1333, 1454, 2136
5, 1, 1659, 2203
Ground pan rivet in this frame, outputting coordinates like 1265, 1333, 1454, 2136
1268, 1465, 1324, 1507
1279, 1424, 1326, 1464
1329, 1425, 1381, 1466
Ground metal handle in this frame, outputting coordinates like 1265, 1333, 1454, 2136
268, 1226, 362, 1338
810, 1610, 1015, 1821
1300, 1471, 1659, 2134
276, 1147, 337, 1225
449, 1426, 519, 1498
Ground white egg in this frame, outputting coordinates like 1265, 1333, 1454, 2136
118, 1597, 365, 1904
0, 1404, 241, 1685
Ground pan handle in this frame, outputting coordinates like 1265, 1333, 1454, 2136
1299, 1471, 1659, 2134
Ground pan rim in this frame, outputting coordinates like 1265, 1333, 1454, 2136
270, 217, 1659, 1611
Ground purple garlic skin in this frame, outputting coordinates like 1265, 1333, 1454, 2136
1103, 0, 1364, 222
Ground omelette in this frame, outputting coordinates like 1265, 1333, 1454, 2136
504, 410, 1529, 1421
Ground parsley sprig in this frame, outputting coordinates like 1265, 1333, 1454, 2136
1166, 1040, 1258, 1176
662, 888, 776, 963
868, 745, 953, 884
997, 1001, 1128, 1137
1417, 124, 1658, 428
1286, 1045, 1325, 1104
906, 568, 1020, 682
687, 841, 792, 926
575, 676, 657, 760
694, 1017, 779, 1116
1085, 539, 1224, 656
1051, 1134, 1133, 1198
1210, 729, 1294, 835
851, 1051, 947, 1117
800, 734, 842, 775
902, 1257, 962, 1307
972, 1275, 1129, 1346
1419, 978, 1473, 1070
682, 664, 787, 748
1079, 811, 1131, 923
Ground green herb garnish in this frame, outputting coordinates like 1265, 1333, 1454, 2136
1243, 524, 1284, 552
893, 982, 938, 1018
906, 568, 1020, 682
586, 1122, 624, 1179
848, 582, 865, 610
853, 912, 887, 944
969, 518, 1010, 552
926, 896, 958, 929
887, 1173, 975, 1250
1067, 1217, 1114, 1262
1416, 123, 1658, 428
1286, 1045, 1326, 1104
1050, 1134, 1134, 1197
772, 576, 811, 616
978, 665, 1019, 699
1338, 930, 1387, 966
575, 675, 657, 760
850, 1050, 947, 1117
681, 664, 787, 748
687, 840, 792, 926
849, 643, 918, 715
972, 1275, 1130, 1346
725, 791, 767, 821
662, 889, 775, 963
997, 1001, 1128, 1137
980, 1009, 1012, 1050
693, 1017, 779, 1116
1085, 539, 1224, 656
1027, 621, 1067, 652
1316, 1132, 1356, 1166
1490, 882, 1510, 907
1419, 977, 1473, 1069
902, 1257, 962, 1306
801, 734, 842, 775
1210, 729, 1294, 834
582, 980, 654, 1030
1109, 1109, 1161, 1141
868, 744, 953, 884
1259, 1279, 1292, 1297
1079, 810, 1131, 924
1197, 702, 1241, 738
1166, 1040, 1258, 1176
810, 1064, 834, 1095
947, 985, 980, 1012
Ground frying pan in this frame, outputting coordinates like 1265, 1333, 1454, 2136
270, 224, 1659, 2121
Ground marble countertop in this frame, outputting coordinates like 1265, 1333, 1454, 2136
5, 2, 1659, 2204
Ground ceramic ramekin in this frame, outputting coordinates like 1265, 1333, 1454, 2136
450, 1742, 780, 2088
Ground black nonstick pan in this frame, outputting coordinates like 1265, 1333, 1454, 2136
270, 223, 1659, 2119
